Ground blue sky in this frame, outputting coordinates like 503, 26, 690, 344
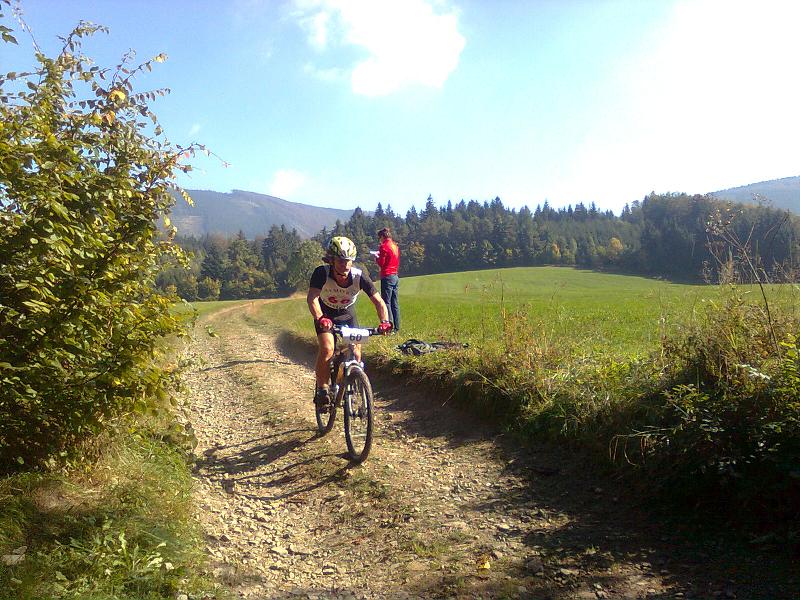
5, 0, 800, 216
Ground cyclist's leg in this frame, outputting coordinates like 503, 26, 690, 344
315, 329, 338, 430
315, 331, 335, 390
315, 306, 348, 389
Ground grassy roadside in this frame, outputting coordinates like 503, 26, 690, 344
0, 309, 229, 600
0, 429, 226, 600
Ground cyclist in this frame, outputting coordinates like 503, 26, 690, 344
307, 236, 392, 410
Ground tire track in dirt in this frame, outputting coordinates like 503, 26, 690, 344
183, 300, 796, 599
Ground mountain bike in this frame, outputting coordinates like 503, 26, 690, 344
315, 324, 380, 463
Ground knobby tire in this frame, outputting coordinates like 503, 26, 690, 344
343, 368, 374, 463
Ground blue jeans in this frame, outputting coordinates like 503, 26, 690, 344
380, 275, 400, 331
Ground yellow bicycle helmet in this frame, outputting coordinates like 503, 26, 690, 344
327, 236, 358, 260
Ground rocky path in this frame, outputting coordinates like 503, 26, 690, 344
182, 301, 795, 600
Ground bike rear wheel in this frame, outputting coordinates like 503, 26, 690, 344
343, 368, 374, 463
315, 386, 337, 434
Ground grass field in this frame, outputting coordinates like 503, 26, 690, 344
173, 298, 244, 320
358, 266, 713, 358
192, 265, 795, 361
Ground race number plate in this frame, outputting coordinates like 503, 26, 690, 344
340, 326, 371, 343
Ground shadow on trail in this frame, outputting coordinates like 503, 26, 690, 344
275, 330, 316, 370
193, 408, 357, 506
200, 358, 292, 372
377, 374, 798, 599
199, 429, 310, 455
197, 431, 356, 504
240, 463, 351, 503
194, 433, 313, 478
274, 330, 798, 599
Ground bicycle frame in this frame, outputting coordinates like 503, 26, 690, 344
316, 324, 380, 462
328, 326, 374, 400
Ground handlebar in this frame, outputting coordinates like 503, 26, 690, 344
332, 324, 382, 337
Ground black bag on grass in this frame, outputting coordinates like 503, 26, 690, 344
396, 339, 468, 356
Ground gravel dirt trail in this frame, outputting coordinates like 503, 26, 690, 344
182, 300, 796, 600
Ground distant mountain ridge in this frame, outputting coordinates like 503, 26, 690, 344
711, 176, 800, 213
169, 189, 354, 238
167, 178, 800, 240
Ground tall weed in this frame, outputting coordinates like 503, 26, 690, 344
624, 290, 800, 526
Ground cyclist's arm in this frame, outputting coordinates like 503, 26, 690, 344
307, 287, 324, 321
368, 291, 389, 323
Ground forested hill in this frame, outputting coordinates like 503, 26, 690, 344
166, 177, 800, 240
160, 194, 800, 301
169, 189, 354, 238
711, 176, 800, 213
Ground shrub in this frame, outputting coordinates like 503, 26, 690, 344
616, 290, 800, 526
0, 8, 193, 471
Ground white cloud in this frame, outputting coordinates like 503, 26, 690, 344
303, 63, 345, 83
188, 123, 202, 137
269, 169, 308, 198
560, 0, 800, 211
308, 9, 333, 49
293, 0, 465, 96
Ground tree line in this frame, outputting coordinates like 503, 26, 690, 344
158, 192, 800, 301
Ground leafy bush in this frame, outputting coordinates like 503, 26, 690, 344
0, 8, 193, 471
630, 293, 800, 523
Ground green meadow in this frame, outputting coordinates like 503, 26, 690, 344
357, 266, 712, 358
223, 264, 796, 361
207, 266, 697, 351
172, 298, 244, 319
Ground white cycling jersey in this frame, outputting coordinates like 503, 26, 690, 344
319, 265, 363, 310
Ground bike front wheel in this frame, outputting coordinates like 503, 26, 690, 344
343, 368, 374, 463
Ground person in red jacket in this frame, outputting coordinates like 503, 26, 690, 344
375, 227, 400, 333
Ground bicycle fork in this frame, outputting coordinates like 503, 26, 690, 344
342, 362, 367, 417
330, 362, 364, 413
